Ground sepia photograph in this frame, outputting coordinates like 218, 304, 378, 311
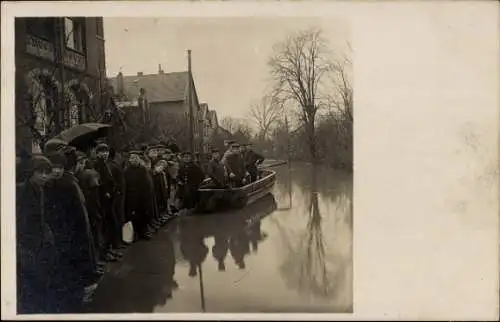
3, 1, 498, 320
12, 14, 352, 314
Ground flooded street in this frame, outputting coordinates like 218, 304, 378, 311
87, 162, 353, 313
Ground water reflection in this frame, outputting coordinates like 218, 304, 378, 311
272, 164, 352, 309
86, 231, 179, 313
87, 163, 352, 313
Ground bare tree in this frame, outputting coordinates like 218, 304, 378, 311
327, 46, 352, 122
219, 116, 238, 134
268, 27, 333, 163
247, 95, 283, 141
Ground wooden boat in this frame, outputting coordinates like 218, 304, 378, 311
195, 169, 277, 213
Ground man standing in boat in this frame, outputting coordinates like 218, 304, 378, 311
206, 148, 227, 188
221, 142, 247, 187
243, 143, 265, 182
177, 152, 205, 214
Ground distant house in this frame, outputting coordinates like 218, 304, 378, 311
108, 66, 203, 149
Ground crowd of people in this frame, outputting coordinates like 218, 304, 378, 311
15, 137, 264, 314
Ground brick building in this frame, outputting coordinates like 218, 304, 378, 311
15, 17, 107, 153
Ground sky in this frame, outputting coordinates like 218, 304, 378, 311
103, 17, 349, 120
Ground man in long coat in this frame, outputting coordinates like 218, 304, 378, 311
76, 151, 109, 267
16, 155, 57, 314
93, 143, 123, 260
177, 152, 205, 211
206, 148, 226, 188
44, 150, 97, 313
123, 150, 156, 240
221, 143, 247, 187
242, 143, 265, 182
108, 147, 128, 249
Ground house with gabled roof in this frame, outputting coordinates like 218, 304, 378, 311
108, 65, 204, 149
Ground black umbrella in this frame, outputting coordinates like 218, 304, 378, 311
56, 123, 112, 150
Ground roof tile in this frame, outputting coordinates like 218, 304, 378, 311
108, 71, 189, 103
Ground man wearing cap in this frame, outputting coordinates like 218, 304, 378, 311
44, 150, 97, 312
206, 148, 226, 188
165, 148, 180, 214
16, 154, 57, 313
93, 143, 124, 261
148, 144, 170, 225
108, 147, 129, 250
123, 149, 155, 240
76, 151, 109, 267
177, 152, 205, 212
243, 143, 264, 182
221, 142, 246, 187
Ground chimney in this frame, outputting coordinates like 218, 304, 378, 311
137, 72, 143, 76
117, 71, 124, 96
158, 64, 164, 74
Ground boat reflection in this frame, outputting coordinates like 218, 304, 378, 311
178, 193, 277, 312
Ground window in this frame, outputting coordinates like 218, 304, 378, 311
25, 18, 54, 40
64, 17, 84, 52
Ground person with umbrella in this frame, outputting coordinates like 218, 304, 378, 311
44, 150, 98, 313
16, 155, 57, 313
93, 143, 123, 261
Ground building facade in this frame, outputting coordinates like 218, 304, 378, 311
108, 67, 219, 152
15, 17, 107, 153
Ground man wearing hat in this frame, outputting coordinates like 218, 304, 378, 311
44, 150, 98, 312
206, 148, 226, 188
75, 151, 109, 267
16, 154, 56, 313
221, 142, 246, 187
123, 149, 155, 240
93, 143, 124, 260
177, 151, 205, 212
243, 143, 264, 182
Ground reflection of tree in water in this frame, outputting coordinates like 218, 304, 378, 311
274, 165, 351, 301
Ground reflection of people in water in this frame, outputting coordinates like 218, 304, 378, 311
212, 231, 230, 271
180, 221, 208, 277
163, 233, 179, 300
248, 220, 264, 253
229, 217, 251, 270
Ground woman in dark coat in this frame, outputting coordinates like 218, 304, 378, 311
16, 155, 57, 314
44, 151, 97, 313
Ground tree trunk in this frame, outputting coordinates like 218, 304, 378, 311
306, 120, 317, 164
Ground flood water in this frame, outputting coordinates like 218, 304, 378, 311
87, 162, 353, 313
